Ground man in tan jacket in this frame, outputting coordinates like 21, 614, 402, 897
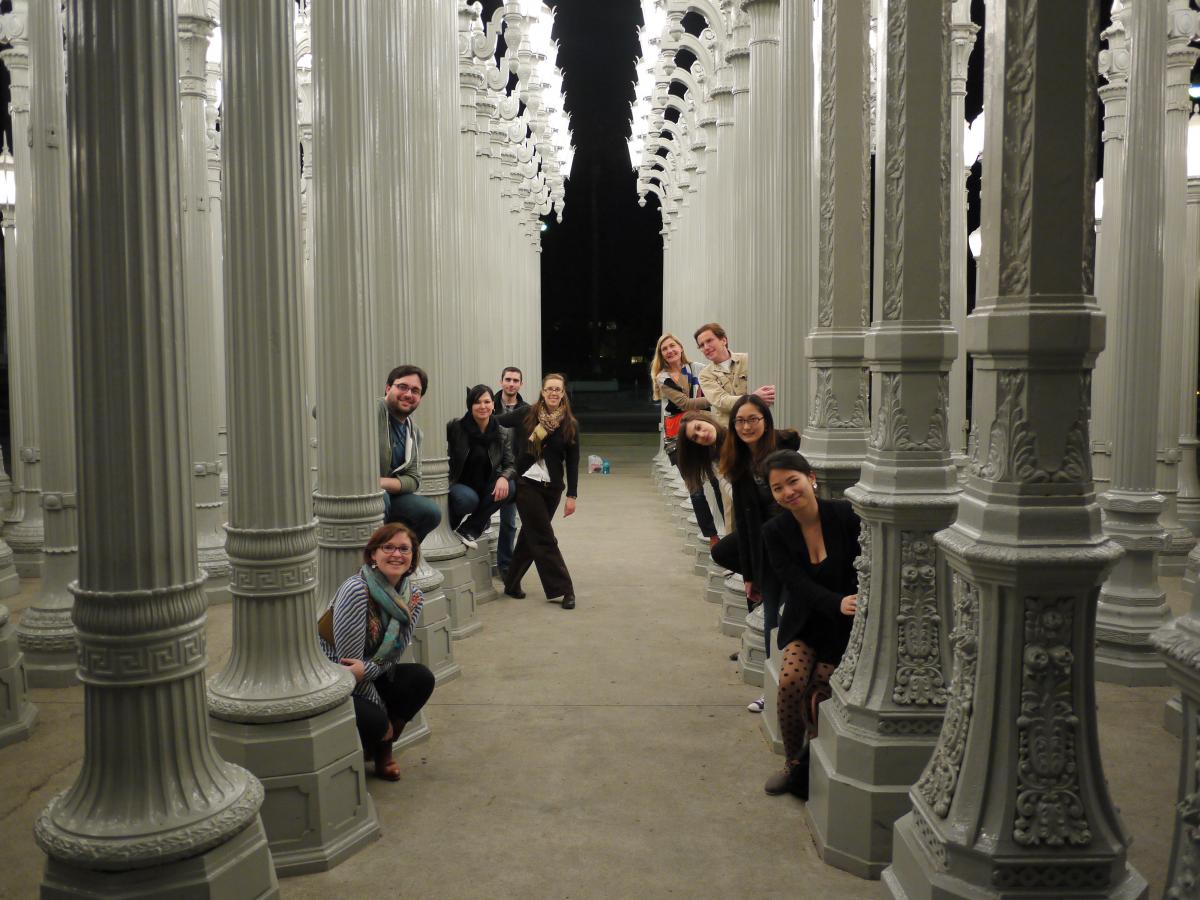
693, 322, 776, 416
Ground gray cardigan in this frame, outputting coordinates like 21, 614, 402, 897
377, 398, 423, 494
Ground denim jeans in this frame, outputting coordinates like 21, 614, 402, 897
448, 478, 516, 539
383, 491, 442, 542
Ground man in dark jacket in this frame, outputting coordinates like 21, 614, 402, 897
495, 367, 529, 576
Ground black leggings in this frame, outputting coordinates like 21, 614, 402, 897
352, 663, 435, 747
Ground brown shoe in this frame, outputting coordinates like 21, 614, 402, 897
374, 740, 402, 782
764, 761, 807, 798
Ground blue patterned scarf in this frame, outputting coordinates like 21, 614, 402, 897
361, 564, 412, 665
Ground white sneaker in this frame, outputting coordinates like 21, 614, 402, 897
747, 697, 765, 713
455, 529, 479, 550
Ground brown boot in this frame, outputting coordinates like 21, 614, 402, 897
374, 739, 401, 781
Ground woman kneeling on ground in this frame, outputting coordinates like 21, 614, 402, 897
760, 450, 859, 798
318, 522, 435, 781
447, 384, 516, 549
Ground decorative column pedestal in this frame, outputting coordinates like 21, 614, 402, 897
207, 0, 378, 876
808, 0, 959, 879
36, 1, 276, 894
1096, 0, 1173, 688
0, 603, 36, 747
885, 1, 1147, 895
1153, 591, 1200, 896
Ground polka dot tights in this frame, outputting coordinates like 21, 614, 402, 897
778, 639, 835, 765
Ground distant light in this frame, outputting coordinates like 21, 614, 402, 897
540, 222, 548, 232
1094, 178, 1104, 222
1190, 84, 1200, 100
968, 228, 981, 260
1189, 113, 1200, 178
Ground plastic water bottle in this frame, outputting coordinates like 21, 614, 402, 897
601, 458, 611, 475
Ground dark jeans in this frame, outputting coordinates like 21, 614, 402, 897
689, 479, 722, 538
449, 477, 516, 539
710, 534, 778, 659
506, 478, 573, 599
497, 499, 517, 570
353, 663, 435, 748
384, 491, 442, 542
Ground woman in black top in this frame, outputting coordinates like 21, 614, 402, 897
497, 373, 581, 609
760, 450, 859, 798
446, 385, 516, 548
719, 394, 801, 661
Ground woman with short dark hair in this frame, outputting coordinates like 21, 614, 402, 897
317, 522, 434, 781
446, 384, 516, 548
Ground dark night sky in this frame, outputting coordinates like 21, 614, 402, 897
481, 0, 664, 385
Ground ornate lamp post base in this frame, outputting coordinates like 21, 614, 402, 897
209, 701, 379, 877
41, 819, 279, 900
411, 563, 463, 685
0, 604, 36, 748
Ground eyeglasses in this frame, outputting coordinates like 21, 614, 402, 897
391, 383, 422, 397
378, 544, 413, 556
734, 415, 764, 428
543, 387, 564, 394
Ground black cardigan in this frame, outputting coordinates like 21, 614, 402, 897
729, 430, 801, 585
762, 498, 860, 656
496, 409, 580, 498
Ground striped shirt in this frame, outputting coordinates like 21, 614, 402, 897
319, 573, 424, 710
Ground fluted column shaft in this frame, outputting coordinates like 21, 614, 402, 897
17, 0, 79, 687
802, 0, 871, 498
311, 1, 385, 591
0, 2, 42, 577
1154, 0, 1200, 573
296, 12, 318, 493
178, 0, 229, 605
809, 0, 959, 877
777, 0, 813, 434
727, 15, 751, 349
743, 0, 782, 419
711, 59, 735, 329
948, 2, 978, 465
1180, 175, 1200, 537
205, 54, 229, 497
37, 1, 277, 893
1092, 7, 1130, 493
886, 1, 1146, 895
1096, 0, 1173, 686
208, 0, 352, 725
206, 1, 379, 872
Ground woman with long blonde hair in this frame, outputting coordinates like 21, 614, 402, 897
650, 333, 720, 543
497, 374, 581, 609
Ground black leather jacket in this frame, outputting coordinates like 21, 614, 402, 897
446, 416, 516, 485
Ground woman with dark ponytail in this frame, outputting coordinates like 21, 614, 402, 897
446, 384, 516, 548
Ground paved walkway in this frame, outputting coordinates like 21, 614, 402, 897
0, 432, 1182, 897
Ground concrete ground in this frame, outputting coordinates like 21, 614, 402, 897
0, 432, 1184, 898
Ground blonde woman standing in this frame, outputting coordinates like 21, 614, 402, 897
497, 374, 581, 609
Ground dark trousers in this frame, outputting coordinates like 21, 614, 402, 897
449, 477, 516, 538
352, 663, 435, 747
687, 473, 723, 539
497, 500, 517, 570
506, 478, 573, 599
